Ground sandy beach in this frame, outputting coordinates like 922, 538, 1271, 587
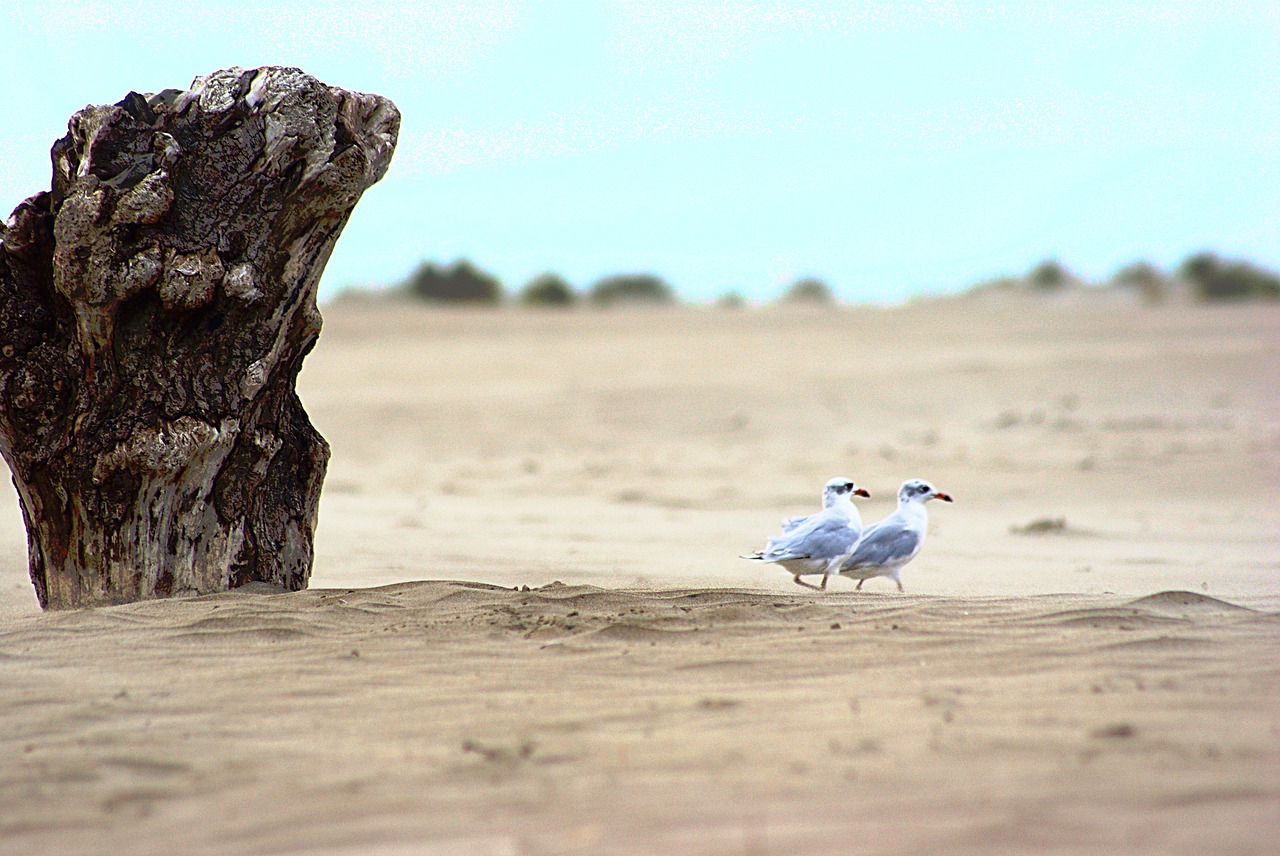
1, 297, 1277, 854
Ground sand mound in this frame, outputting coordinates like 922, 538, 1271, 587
1127, 590, 1254, 616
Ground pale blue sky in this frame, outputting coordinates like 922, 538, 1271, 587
3, 1, 1277, 302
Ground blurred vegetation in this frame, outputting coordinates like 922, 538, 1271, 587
386, 250, 1280, 308
588, 274, 675, 307
780, 277, 834, 304
1110, 261, 1167, 304
1178, 252, 1280, 302
716, 291, 747, 309
405, 259, 503, 303
1027, 259, 1071, 291
967, 253, 1279, 305
519, 272, 577, 307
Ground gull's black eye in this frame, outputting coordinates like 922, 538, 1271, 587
842, 483, 853, 493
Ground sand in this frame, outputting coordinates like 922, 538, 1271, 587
1, 297, 1277, 854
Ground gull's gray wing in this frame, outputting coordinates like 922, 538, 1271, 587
841, 518, 921, 570
780, 512, 815, 533
765, 512, 859, 562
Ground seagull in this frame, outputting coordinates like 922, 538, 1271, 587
837, 478, 952, 592
742, 477, 870, 590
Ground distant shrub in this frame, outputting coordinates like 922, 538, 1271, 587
406, 259, 503, 303
1027, 259, 1070, 291
1113, 260, 1161, 285
519, 272, 576, 307
1111, 261, 1166, 304
780, 277, 834, 304
1178, 252, 1280, 302
588, 274, 675, 307
716, 291, 747, 309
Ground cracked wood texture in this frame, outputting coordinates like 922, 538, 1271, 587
0, 67, 399, 609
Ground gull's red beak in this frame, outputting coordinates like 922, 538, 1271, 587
854, 488, 871, 498
934, 491, 953, 502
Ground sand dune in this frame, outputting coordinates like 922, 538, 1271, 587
1, 299, 1277, 854
1, 581, 1276, 855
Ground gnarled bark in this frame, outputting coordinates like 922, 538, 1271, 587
0, 67, 399, 608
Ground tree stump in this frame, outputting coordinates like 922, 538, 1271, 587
0, 67, 399, 609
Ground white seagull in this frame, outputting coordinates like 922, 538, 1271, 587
742, 477, 870, 590
837, 478, 952, 592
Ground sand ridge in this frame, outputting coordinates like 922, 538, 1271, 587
0, 581, 1277, 855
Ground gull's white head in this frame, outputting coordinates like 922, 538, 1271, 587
899, 479, 953, 504
823, 477, 871, 505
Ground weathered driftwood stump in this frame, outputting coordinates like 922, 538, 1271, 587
0, 67, 399, 608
